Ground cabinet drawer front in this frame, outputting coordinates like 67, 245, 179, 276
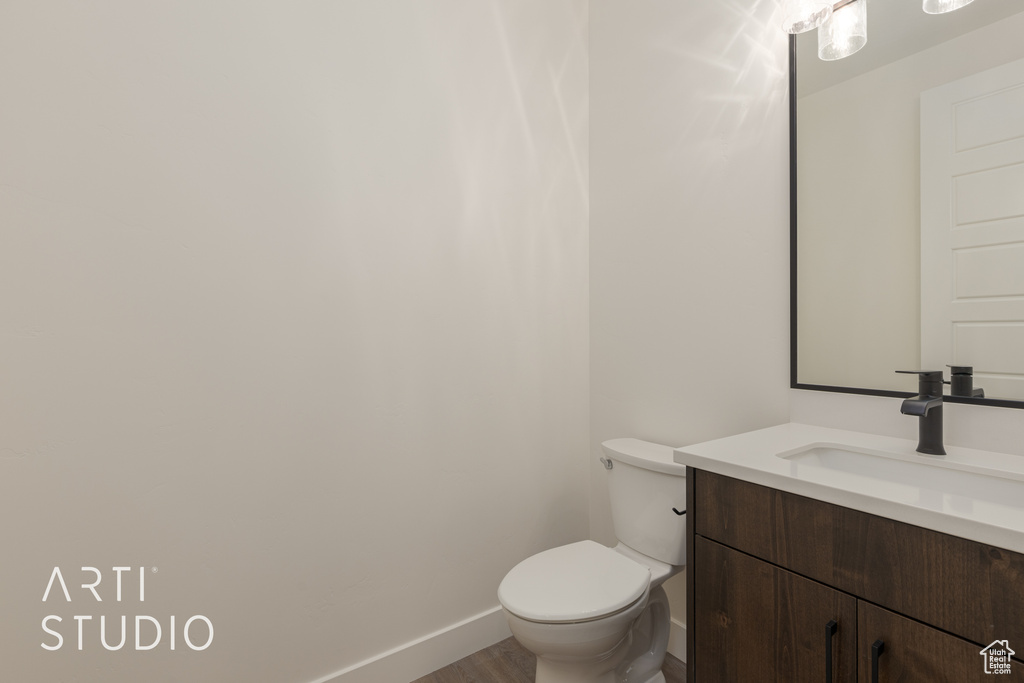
694, 536, 857, 683
858, 602, 1024, 682
694, 470, 1024, 649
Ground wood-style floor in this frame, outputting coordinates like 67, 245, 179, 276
411, 636, 686, 683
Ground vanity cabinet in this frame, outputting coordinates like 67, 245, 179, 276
695, 537, 856, 682
686, 468, 1024, 683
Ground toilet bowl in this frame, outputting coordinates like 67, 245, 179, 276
498, 439, 686, 683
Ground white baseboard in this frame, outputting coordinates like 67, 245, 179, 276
308, 606, 512, 683
668, 618, 687, 663
308, 609, 684, 683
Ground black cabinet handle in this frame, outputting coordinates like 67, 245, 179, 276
825, 620, 837, 683
871, 639, 885, 683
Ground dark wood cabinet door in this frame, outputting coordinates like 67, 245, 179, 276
858, 602, 1024, 682
694, 536, 857, 683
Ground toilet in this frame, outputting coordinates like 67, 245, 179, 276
498, 438, 686, 683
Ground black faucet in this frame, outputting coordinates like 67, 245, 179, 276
947, 365, 985, 398
896, 370, 946, 455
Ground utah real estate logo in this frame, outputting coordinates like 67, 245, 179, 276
980, 640, 1014, 675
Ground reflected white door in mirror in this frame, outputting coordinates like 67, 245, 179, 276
921, 57, 1024, 402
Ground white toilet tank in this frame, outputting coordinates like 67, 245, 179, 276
601, 438, 687, 566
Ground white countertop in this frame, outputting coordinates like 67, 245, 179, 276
673, 422, 1024, 554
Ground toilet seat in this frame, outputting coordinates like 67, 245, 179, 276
498, 540, 651, 624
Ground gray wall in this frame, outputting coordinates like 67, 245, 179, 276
0, 2, 589, 681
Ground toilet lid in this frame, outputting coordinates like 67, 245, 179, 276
498, 540, 651, 623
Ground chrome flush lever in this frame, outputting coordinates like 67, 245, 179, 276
599, 457, 613, 470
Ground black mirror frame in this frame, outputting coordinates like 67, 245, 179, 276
787, 35, 1024, 410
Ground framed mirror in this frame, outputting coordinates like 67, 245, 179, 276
790, 0, 1024, 408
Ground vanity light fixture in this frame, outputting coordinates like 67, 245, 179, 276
922, 0, 976, 15
790, 0, 976, 62
818, 0, 867, 61
781, 0, 833, 34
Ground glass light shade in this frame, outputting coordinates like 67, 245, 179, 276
922, 0, 975, 14
818, 0, 867, 61
781, 0, 833, 34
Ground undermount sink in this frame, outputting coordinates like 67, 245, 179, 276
778, 444, 1024, 513
672, 423, 1024, 553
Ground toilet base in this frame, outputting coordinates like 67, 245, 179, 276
527, 586, 672, 683
534, 648, 630, 683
